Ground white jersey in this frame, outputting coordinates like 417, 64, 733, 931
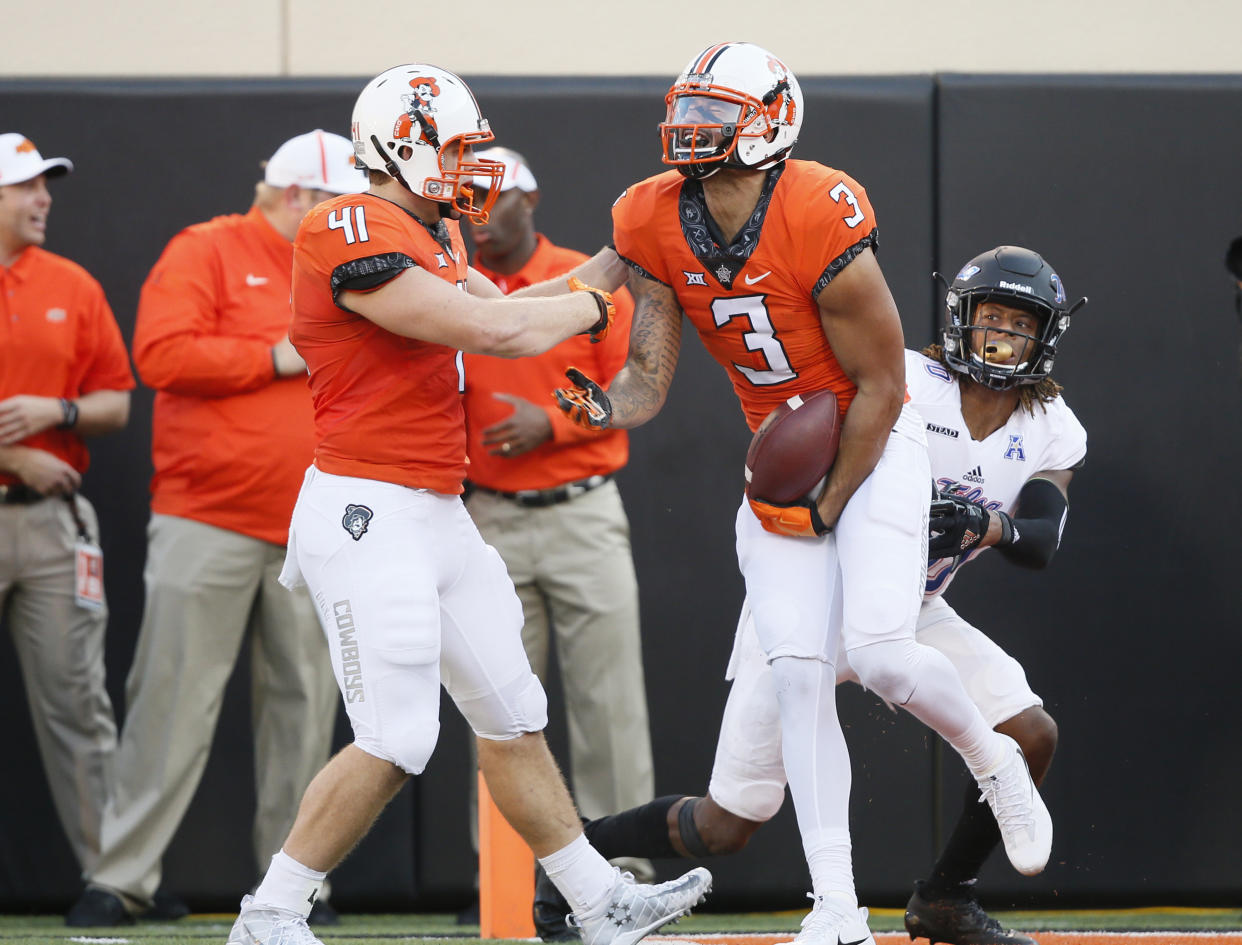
906, 350, 1087, 599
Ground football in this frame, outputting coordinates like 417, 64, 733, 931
744, 390, 841, 505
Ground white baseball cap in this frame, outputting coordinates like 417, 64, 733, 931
473, 147, 538, 194
264, 129, 366, 195
0, 133, 73, 186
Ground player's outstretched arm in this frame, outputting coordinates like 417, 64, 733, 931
601, 271, 683, 429
339, 265, 602, 358
990, 469, 1072, 568
503, 247, 630, 299
812, 248, 906, 529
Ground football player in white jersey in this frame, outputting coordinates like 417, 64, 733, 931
534, 246, 1087, 945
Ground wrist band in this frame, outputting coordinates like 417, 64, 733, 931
996, 509, 1016, 545
58, 398, 79, 430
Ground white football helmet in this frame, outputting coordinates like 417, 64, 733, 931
351, 64, 503, 221
661, 42, 804, 180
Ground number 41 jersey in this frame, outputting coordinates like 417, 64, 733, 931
612, 160, 878, 432
291, 193, 470, 494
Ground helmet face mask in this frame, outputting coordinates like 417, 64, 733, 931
660, 42, 803, 180
940, 246, 1086, 390
352, 64, 504, 221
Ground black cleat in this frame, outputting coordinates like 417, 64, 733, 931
66, 888, 136, 928
308, 898, 340, 926
533, 863, 579, 942
147, 889, 190, 921
904, 880, 1037, 945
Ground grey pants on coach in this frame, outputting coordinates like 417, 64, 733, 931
465, 480, 655, 877
89, 514, 338, 908
1, 495, 116, 874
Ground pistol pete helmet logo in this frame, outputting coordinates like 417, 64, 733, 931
393, 77, 442, 145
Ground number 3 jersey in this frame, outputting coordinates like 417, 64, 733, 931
291, 193, 470, 494
612, 160, 877, 432
908, 349, 1087, 599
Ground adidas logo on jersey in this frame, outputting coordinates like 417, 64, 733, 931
961, 465, 985, 484
927, 422, 959, 439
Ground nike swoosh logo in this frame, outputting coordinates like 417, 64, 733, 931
839, 937, 869, 945
245, 273, 269, 286
744, 271, 771, 285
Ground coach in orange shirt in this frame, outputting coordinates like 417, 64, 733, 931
462, 149, 656, 911
0, 132, 133, 879
68, 131, 365, 927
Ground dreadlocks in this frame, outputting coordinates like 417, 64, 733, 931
922, 343, 1062, 416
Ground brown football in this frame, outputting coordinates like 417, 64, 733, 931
744, 390, 841, 504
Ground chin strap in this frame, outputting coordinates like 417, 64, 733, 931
369, 134, 416, 195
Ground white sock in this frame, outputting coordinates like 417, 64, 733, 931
538, 833, 617, 915
252, 850, 326, 919
768, 656, 855, 900
803, 828, 855, 901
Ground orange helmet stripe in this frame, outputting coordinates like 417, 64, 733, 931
691, 42, 734, 75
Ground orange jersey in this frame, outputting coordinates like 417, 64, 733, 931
133, 207, 315, 545
612, 160, 878, 432
292, 193, 470, 493
0, 246, 134, 485
463, 234, 632, 491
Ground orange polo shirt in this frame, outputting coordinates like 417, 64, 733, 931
463, 234, 632, 492
132, 206, 315, 545
0, 246, 134, 486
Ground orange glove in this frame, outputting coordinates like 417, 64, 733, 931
748, 496, 831, 538
554, 367, 613, 430
568, 276, 615, 344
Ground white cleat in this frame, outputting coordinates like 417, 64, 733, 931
567, 866, 712, 945
977, 733, 1053, 876
226, 895, 323, 945
789, 894, 875, 945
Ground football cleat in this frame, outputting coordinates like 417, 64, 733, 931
904, 879, 1037, 945
786, 893, 875, 945
566, 866, 711, 945
975, 735, 1052, 876
226, 895, 322, 945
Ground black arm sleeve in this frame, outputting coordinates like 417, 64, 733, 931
994, 477, 1069, 570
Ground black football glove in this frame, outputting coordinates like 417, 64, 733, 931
553, 367, 613, 430
928, 491, 992, 559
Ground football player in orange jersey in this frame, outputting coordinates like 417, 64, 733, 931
224, 64, 711, 945
555, 43, 1051, 945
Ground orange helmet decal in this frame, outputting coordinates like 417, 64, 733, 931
16, 138, 37, 154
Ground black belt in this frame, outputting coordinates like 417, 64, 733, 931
477, 474, 612, 508
0, 483, 47, 505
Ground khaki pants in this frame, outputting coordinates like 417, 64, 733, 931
1, 496, 115, 874
466, 480, 654, 876
90, 514, 337, 907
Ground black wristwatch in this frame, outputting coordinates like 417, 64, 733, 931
58, 398, 79, 430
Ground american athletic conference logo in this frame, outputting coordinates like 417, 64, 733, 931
342, 504, 374, 541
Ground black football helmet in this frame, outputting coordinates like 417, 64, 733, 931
938, 245, 1087, 390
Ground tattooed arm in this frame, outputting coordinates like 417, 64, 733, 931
605, 271, 684, 429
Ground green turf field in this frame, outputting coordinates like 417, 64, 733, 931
1, 908, 1240, 945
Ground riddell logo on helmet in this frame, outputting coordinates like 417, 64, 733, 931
999, 281, 1033, 294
